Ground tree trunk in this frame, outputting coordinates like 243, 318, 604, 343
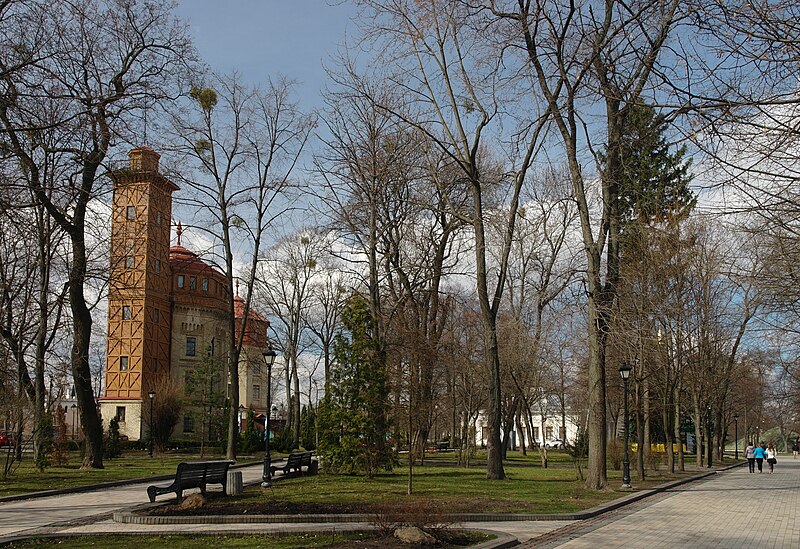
71, 229, 103, 469
585, 301, 608, 489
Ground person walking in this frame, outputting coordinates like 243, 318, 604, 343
754, 443, 767, 472
745, 441, 756, 473
766, 444, 777, 473
792, 439, 798, 459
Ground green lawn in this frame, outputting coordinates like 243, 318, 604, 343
173, 451, 711, 515
0, 451, 262, 497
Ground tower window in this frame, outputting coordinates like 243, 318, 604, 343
155, 259, 161, 272
122, 306, 131, 320
116, 407, 126, 422
177, 275, 185, 288
120, 356, 129, 371
156, 211, 163, 225
183, 414, 194, 433
154, 308, 159, 322
125, 256, 134, 269
151, 358, 157, 373
126, 206, 135, 220
190, 276, 197, 290
253, 384, 261, 401
186, 337, 196, 357
202, 278, 209, 291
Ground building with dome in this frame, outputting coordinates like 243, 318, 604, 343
100, 147, 272, 442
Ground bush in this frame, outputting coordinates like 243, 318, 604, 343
105, 417, 122, 459
239, 408, 262, 454
271, 428, 294, 454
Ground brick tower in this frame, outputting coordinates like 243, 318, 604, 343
101, 147, 177, 440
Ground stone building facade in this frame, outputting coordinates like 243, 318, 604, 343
100, 147, 272, 442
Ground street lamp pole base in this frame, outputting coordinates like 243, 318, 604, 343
260, 480, 272, 488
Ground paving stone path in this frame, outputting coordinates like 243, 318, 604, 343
522, 456, 800, 548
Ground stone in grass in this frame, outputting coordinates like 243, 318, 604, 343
179, 493, 206, 510
394, 526, 437, 545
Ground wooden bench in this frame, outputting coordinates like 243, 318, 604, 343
147, 460, 234, 502
270, 451, 316, 477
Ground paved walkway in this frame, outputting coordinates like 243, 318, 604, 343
522, 457, 800, 548
2, 457, 799, 547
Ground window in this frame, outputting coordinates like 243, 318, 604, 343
122, 306, 131, 320
253, 384, 261, 401
183, 414, 194, 433
155, 259, 161, 273
189, 276, 197, 290
151, 358, 157, 373
120, 356, 129, 371
532, 427, 539, 441
156, 211, 163, 225
202, 278, 209, 291
126, 206, 135, 220
125, 255, 134, 269
545, 426, 554, 440
116, 406, 126, 422
186, 337, 196, 357
177, 275, 185, 288
153, 308, 159, 322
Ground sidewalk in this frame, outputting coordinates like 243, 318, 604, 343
522, 456, 800, 548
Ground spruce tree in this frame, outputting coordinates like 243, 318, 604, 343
318, 295, 392, 476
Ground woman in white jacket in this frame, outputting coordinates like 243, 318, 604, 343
766, 444, 777, 473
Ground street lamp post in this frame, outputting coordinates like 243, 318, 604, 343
261, 348, 278, 487
70, 404, 77, 440
734, 414, 739, 461
707, 406, 713, 468
619, 363, 632, 489
148, 390, 156, 458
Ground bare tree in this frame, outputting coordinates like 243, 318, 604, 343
172, 75, 314, 459
0, 0, 194, 467
349, 0, 548, 480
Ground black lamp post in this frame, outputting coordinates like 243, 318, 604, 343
707, 406, 713, 468
619, 363, 632, 488
147, 390, 156, 458
261, 348, 278, 487
70, 404, 77, 440
734, 413, 739, 460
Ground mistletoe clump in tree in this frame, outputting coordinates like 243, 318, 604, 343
318, 295, 393, 477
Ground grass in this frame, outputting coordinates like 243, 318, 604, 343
164, 450, 718, 515
0, 450, 262, 497
1, 447, 727, 509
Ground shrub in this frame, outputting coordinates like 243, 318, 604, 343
105, 417, 122, 459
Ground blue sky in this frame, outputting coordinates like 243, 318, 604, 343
174, 1, 358, 111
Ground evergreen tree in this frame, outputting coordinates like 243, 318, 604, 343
318, 295, 393, 476
300, 405, 317, 451
608, 103, 695, 226
105, 418, 122, 459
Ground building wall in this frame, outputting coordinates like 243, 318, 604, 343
102, 148, 176, 440
475, 411, 581, 449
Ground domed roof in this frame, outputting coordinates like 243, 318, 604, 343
169, 245, 217, 274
